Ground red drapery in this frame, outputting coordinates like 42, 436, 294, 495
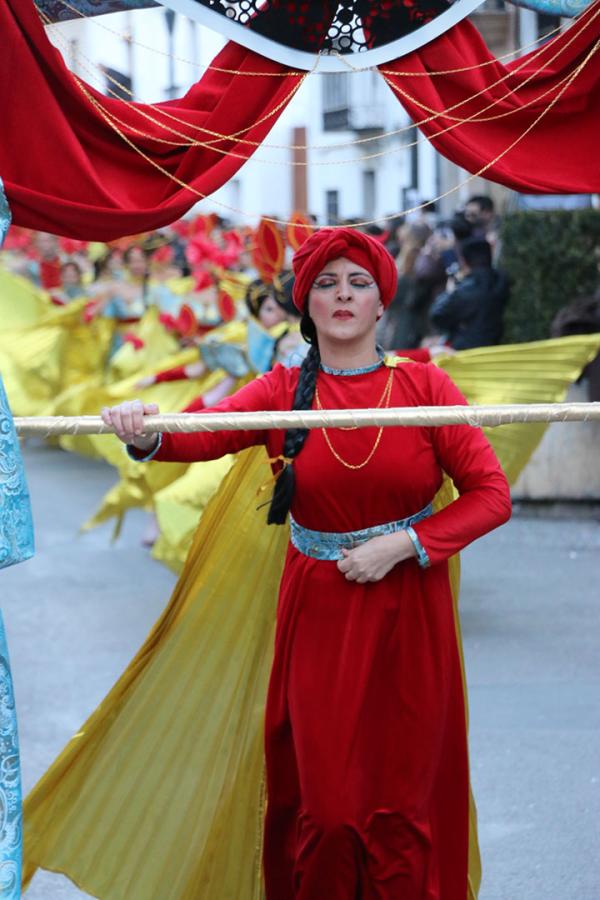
0, 0, 303, 239
1, 0, 599, 240
381, 0, 600, 195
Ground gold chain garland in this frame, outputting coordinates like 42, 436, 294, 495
36, 6, 600, 229
41, 3, 598, 173
315, 366, 394, 469
62, 41, 587, 171
38, 0, 595, 152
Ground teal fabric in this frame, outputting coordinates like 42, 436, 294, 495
35, 1, 157, 23
0, 377, 35, 570
510, 0, 592, 16
0, 174, 27, 897
0, 177, 35, 570
0, 613, 21, 899
0, 176, 10, 247
247, 318, 278, 374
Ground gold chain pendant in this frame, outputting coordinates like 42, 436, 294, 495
315, 367, 394, 470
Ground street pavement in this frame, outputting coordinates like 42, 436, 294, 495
3, 443, 599, 899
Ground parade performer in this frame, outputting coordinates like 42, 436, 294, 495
0, 377, 31, 900
0, 179, 34, 900
24, 228, 512, 898
120, 227, 512, 897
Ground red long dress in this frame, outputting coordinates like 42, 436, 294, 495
149, 359, 511, 899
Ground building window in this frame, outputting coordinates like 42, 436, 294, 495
322, 73, 350, 131
326, 190, 340, 225
538, 12, 561, 39
362, 171, 376, 220
101, 65, 132, 101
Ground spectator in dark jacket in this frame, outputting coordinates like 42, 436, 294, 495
428, 238, 509, 350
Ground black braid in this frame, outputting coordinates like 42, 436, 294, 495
267, 315, 320, 525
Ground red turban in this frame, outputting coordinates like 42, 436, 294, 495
292, 227, 398, 312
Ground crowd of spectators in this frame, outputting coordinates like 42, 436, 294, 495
375, 194, 509, 353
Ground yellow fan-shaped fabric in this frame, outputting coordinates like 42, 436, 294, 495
437, 334, 600, 483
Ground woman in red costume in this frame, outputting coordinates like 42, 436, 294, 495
103, 228, 511, 899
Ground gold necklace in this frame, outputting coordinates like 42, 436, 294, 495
314, 367, 394, 470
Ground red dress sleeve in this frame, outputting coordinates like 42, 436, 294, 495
410, 364, 512, 566
150, 368, 282, 463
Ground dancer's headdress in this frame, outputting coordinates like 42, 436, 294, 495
292, 227, 398, 311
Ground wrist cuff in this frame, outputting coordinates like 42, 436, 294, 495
405, 525, 430, 569
126, 434, 162, 462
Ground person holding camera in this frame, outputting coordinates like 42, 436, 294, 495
429, 237, 509, 350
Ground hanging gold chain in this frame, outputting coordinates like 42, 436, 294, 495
38, 0, 597, 152
315, 367, 394, 470
42, 4, 595, 157
37, 4, 600, 231
44, 17, 592, 177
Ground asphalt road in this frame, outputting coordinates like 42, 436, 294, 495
4, 444, 599, 899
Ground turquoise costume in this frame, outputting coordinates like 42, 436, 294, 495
0, 175, 34, 898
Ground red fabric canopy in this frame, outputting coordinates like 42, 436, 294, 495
381, 0, 600, 194
0, 0, 302, 239
1, 0, 599, 240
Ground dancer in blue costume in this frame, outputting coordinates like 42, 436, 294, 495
0, 176, 35, 898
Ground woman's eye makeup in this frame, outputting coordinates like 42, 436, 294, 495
313, 277, 374, 289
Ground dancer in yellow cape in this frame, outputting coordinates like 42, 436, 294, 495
0, 271, 114, 417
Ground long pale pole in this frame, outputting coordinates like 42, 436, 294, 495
14, 402, 600, 436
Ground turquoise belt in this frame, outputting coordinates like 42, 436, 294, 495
289, 503, 433, 562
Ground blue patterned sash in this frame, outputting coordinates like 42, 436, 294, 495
290, 503, 432, 561
0, 380, 35, 571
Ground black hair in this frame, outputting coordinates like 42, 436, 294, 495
267, 308, 320, 525
123, 244, 148, 265
277, 271, 298, 318
460, 237, 493, 269
93, 250, 116, 281
245, 278, 270, 318
448, 212, 473, 242
246, 272, 298, 320
123, 244, 150, 303
467, 194, 495, 214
